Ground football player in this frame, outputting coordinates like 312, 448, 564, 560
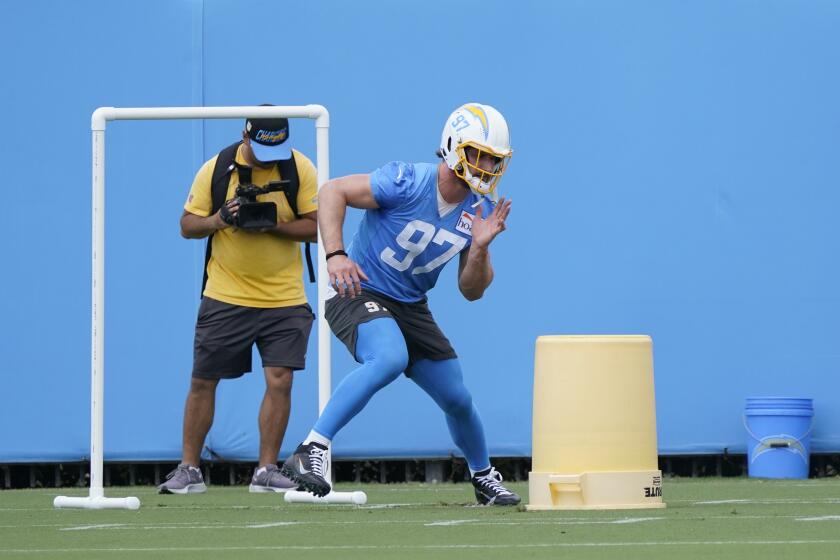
282, 103, 519, 505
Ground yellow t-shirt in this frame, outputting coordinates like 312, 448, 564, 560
184, 146, 318, 308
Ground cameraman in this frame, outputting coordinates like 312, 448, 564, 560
159, 113, 318, 494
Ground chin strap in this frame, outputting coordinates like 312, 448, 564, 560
470, 192, 498, 209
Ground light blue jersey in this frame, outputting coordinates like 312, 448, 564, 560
347, 161, 494, 303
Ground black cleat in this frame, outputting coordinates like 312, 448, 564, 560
280, 442, 332, 497
472, 467, 521, 506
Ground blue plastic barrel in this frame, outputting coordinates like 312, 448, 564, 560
744, 397, 814, 479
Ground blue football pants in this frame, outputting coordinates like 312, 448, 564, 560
312, 318, 491, 472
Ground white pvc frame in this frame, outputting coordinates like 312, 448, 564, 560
54, 105, 360, 509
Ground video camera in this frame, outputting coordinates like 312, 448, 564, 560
229, 180, 290, 230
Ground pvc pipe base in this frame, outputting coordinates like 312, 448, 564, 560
54, 495, 141, 510
284, 490, 367, 505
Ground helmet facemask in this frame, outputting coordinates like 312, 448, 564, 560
453, 142, 511, 196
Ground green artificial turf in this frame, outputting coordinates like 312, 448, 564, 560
1, 478, 839, 559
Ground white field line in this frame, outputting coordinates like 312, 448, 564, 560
694, 499, 752, 504
0, 504, 313, 512
48, 515, 815, 532
8, 499, 837, 513
6, 497, 839, 513
245, 522, 301, 528
0, 521, 226, 529
692, 498, 840, 505
3, 540, 840, 554
1, 502, 435, 512
58, 524, 125, 531
60, 522, 302, 531
474, 518, 668, 526
57, 517, 664, 531
0, 513, 832, 531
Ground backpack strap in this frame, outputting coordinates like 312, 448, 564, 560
276, 157, 300, 215
210, 142, 243, 214
202, 142, 242, 296
277, 154, 316, 283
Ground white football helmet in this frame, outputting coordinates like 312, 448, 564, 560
439, 103, 512, 196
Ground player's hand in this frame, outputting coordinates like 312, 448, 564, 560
471, 198, 511, 249
328, 254, 369, 298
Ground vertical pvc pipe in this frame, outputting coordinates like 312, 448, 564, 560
314, 110, 330, 414
90, 128, 106, 499
314, 109, 333, 480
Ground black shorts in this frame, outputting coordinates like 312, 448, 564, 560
325, 289, 456, 366
193, 297, 315, 379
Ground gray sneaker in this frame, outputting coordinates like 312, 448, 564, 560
249, 464, 298, 493
158, 464, 207, 494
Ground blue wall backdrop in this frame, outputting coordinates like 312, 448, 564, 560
1, 0, 839, 462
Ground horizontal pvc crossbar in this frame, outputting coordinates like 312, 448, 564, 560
91, 105, 329, 130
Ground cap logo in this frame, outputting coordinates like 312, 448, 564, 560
255, 128, 287, 144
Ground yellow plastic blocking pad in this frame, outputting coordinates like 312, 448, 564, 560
527, 335, 665, 510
